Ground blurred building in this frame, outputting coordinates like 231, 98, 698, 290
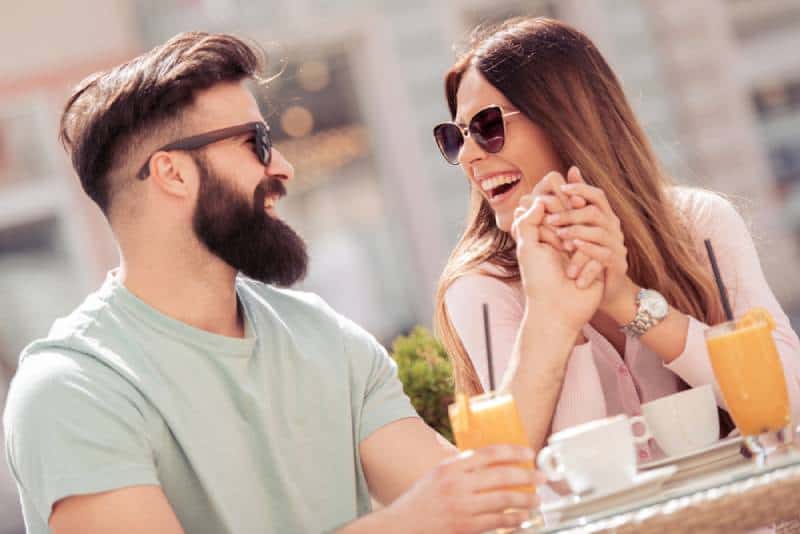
1, 0, 799, 530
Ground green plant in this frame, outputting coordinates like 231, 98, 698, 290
390, 326, 454, 443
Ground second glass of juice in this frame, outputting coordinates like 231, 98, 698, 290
705, 308, 791, 455
448, 391, 535, 493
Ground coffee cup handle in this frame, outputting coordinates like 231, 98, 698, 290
629, 415, 652, 444
536, 446, 565, 482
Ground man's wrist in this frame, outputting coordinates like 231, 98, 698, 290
522, 298, 583, 345
333, 505, 406, 534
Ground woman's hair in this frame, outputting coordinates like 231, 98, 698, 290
434, 17, 726, 395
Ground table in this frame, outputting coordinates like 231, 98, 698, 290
517, 447, 800, 533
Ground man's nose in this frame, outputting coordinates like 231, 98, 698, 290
266, 148, 294, 181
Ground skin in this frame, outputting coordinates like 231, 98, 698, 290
50, 80, 544, 534
453, 67, 693, 456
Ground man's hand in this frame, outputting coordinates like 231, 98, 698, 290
512, 192, 603, 333
381, 445, 542, 534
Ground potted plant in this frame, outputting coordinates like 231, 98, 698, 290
390, 326, 454, 443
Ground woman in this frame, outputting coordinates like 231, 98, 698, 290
432, 16, 800, 460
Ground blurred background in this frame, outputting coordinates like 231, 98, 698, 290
1, 0, 799, 531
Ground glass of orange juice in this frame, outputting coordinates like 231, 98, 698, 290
448, 391, 535, 493
705, 308, 792, 458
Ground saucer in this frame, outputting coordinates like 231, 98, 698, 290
541, 465, 677, 521
639, 436, 744, 473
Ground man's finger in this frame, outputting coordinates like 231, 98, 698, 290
468, 465, 538, 493
469, 490, 538, 515
469, 510, 531, 534
457, 444, 535, 473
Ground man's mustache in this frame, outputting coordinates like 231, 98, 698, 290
254, 177, 287, 209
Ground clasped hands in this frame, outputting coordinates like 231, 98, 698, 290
510, 167, 633, 331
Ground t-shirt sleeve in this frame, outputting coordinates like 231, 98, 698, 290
337, 317, 419, 443
3, 350, 159, 523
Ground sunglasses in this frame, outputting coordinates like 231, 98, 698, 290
137, 121, 272, 179
433, 105, 521, 165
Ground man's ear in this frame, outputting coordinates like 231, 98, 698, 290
148, 151, 194, 199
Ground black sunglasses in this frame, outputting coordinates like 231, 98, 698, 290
137, 121, 272, 179
433, 105, 521, 165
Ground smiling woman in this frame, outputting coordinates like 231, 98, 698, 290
431, 16, 800, 459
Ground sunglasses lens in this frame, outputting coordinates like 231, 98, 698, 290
257, 127, 271, 165
434, 124, 463, 164
470, 106, 505, 153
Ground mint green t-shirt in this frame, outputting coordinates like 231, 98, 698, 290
3, 272, 418, 533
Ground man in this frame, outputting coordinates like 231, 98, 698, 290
2, 33, 538, 534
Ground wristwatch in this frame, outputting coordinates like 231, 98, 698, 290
619, 288, 669, 338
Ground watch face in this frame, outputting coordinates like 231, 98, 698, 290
641, 290, 669, 318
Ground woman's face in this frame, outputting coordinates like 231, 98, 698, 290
455, 67, 564, 233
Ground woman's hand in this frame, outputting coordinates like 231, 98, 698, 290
511, 192, 603, 333
545, 168, 637, 313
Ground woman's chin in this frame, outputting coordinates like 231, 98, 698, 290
495, 212, 513, 234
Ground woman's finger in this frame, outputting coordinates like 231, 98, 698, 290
567, 165, 584, 184
565, 250, 592, 279
556, 224, 607, 246
536, 194, 568, 215
532, 171, 569, 212
572, 239, 615, 269
560, 182, 614, 216
545, 205, 607, 228
576, 259, 604, 289
539, 226, 566, 252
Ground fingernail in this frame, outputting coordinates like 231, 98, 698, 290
556, 227, 568, 236
546, 214, 559, 224
577, 277, 587, 289
567, 265, 578, 278
564, 240, 575, 252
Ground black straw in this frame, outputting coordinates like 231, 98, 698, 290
482, 303, 496, 391
704, 239, 734, 321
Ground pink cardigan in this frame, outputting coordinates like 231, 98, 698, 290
445, 188, 800, 461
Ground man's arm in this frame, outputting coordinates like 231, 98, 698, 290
49, 486, 185, 534
336, 420, 539, 534
359, 417, 456, 505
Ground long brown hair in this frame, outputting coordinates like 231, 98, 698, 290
434, 17, 726, 395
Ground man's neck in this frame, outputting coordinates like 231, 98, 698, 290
118, 252, 245, 339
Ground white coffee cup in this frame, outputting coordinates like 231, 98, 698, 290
640, 384, 720, 457
536, 414, 652, 495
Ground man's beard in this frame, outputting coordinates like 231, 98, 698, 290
191, 154, 308, 286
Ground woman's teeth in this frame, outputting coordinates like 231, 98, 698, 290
482, 174, 522, 198
264, 195, 278, 210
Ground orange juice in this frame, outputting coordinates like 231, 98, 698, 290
448, 392, 535, 493
705, 308, 790, 436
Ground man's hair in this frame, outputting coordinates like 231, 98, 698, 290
59, 32, 265, 216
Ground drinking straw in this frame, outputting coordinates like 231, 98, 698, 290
704, 239, 734, 321
482, 303, 496, 390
